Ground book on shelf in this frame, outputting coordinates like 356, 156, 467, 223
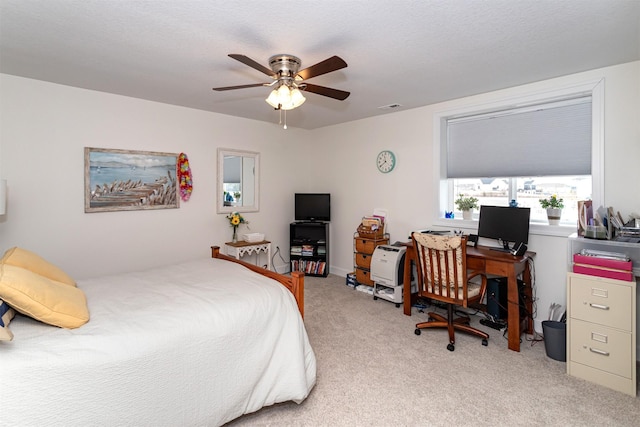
291, 259, 326, 275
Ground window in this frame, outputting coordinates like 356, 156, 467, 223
434, 79, 604, 230
452, 176, 592, 223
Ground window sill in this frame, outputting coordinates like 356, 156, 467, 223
432, 218, 575, 238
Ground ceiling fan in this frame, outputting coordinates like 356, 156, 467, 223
212, 54, 350, 111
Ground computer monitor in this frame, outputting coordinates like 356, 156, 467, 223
477, 205, 530, 251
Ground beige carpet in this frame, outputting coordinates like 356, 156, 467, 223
227, 274, 640, 426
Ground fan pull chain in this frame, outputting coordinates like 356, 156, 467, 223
276, 106, 287, 130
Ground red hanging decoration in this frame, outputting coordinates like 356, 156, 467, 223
177, 152, 193, 201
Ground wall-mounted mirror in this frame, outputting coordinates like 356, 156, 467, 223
217, 148, 260, 214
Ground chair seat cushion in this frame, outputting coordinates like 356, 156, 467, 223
426, 280, 482, 300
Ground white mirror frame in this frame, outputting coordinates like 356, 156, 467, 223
217, 148, 260, 214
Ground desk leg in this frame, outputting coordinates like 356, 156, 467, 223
522, 261, 533, 335
506, 270, 521, 352
506, 261, 534, 351
403, 246, 413, 316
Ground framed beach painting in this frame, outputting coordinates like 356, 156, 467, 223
84, 147, 179, 213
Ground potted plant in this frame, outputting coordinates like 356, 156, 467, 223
455, 194, 479, 220
540, 194, 564, 225
233, 191, 241, 204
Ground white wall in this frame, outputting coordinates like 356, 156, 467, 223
310, 61, 640, 336
1, 61, 638, 340
0, 74, 309, 278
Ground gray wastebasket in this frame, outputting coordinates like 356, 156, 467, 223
542, 320, 566, 362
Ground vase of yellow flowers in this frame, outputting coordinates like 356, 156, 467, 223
539, 195, 564, 225
226, 211, 248, 242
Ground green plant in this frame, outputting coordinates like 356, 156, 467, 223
455, 194, 479, 211
539, 194, 564, 209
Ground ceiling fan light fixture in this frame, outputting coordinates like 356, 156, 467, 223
265, 84, 306, 110
265, 89, 281, 109
282, 88, 306, 110
218, 53, 348, 121
277, 84, 292, 104
291, 87, 305, 103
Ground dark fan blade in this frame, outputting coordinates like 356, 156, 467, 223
212, 83, 268, 91
301, 83, 350, 100
296, 56, 347, 80
228, 54, 276, 78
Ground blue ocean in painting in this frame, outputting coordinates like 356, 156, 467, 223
89, 165, 174, 188
88, 151, 176, 188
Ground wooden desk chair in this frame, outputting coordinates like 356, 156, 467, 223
412, 232, 489, 351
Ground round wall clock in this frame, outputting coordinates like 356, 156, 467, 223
376, 150, 396, 173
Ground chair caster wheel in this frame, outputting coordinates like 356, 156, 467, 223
482, 338, 488, 346
447, 343, 455, 351
414, 329, 421, 336
373, 296, 378, 300
395, 303, 400, 308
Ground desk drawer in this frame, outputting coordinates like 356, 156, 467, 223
570, 318, 633, 378
466, 256, 485, 271
355, 253, 372, 269
569, 276, 632, 330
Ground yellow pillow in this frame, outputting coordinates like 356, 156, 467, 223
1, 247, 76, 287
0, 264, 89, 329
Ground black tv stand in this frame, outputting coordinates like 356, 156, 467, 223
290, 222, 329, 277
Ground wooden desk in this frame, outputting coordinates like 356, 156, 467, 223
402, 242, 535, 352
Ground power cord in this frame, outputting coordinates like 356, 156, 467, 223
271, 246, 288, 273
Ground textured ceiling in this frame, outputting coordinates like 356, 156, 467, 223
1, 0, 639, 130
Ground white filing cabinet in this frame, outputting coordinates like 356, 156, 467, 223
567, 272, 636, 396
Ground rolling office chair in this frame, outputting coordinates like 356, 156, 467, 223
412, 232, 489, 351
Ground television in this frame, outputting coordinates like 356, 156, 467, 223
294, 193, 331, 222
477, 205, 530, 251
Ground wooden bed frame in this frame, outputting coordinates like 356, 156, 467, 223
211, 246, 305, 318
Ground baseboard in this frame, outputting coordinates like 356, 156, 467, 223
330, 266, 351, 277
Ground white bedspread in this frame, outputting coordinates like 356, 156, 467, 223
1, 258, 316, 426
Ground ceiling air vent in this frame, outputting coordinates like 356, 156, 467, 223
378, 103, 403, 110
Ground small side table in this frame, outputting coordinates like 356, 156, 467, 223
225, 240, 272, 270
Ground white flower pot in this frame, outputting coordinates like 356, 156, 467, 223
546, 208, 562, 225
462, 210, 473, 220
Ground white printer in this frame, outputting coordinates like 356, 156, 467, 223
370, 244, 416, 306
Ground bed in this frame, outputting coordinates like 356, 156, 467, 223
0, 246, 316, 427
